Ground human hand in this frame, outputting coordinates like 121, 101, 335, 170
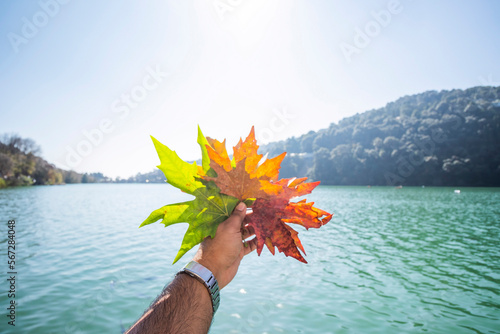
193, 202, 257, 289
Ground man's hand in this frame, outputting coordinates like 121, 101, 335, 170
126, 202, 258, 334
193, 202, 257, 289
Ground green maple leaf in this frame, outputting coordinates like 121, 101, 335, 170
140, 127, 239, 263
140, 182, 238, 263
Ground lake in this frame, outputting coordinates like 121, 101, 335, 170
0, 184, 499, 333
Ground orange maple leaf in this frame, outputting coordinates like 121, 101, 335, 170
203, 127, 285, 200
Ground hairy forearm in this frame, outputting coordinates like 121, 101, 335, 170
126, 273, 213, 334
126, 202, 255, 333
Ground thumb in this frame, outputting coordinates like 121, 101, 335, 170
233, 202, 247, 215
223, 202, 247, 230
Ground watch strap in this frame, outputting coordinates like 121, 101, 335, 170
179, 261, 220, 314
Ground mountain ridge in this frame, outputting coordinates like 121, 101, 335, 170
261, 86, 500, 186
2, 86, 499, 187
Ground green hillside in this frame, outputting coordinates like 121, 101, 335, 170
263, 86, 500, 186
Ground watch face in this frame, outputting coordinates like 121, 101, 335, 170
185, 261, 211, 282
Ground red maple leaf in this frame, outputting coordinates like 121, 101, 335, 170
203, 127, 333, 262
246, 197, 331, 263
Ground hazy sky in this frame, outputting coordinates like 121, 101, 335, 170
1, 0, 499, 178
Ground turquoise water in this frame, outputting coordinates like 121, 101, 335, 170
0, 184, 499, 333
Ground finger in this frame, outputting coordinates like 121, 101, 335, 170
241, 226, 255, 239
243, 238, 257, 256
246, 225, 255, 235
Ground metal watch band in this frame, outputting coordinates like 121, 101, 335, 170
179, 261, 220, 314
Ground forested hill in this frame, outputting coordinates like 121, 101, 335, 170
262, 86, 500, 186
0, 134, 111, 188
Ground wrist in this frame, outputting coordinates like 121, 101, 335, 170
178, 261, 220, 315
193, 253, 221, 284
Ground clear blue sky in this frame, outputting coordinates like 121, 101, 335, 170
1, 0, 499, 178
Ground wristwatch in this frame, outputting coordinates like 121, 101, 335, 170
178, 261, 220, 314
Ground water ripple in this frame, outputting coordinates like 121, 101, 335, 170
1, 185, 499, 333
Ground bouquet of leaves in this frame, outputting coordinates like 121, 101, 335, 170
140, 127, 332, 263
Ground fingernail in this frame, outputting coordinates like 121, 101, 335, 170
235, 202, 246, 212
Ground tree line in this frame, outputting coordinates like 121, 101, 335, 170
0, 134, 165, 188
2, 86, 499, 188
261, 86, 500, 186
0, 134, 111, 188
